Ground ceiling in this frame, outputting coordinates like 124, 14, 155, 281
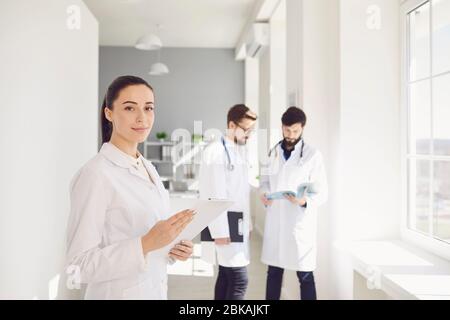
83, 0, 258, 48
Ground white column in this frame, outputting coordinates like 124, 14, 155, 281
0, 0, 98, 299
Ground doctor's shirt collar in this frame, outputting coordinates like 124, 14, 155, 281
100, 142, 144, 169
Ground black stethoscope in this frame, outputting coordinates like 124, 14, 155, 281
268, 138, 305, 164
222, 137, 235, 171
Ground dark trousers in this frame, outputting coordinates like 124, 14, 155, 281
214, 265, 248, 300
265, 265, 317, 300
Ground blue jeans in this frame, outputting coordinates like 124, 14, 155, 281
265, 265, 317, 300
214, 265, 248, 300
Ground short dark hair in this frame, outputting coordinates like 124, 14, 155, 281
227, 104, 257, 126
281, 106, 307, 127
101, 75, 154, 144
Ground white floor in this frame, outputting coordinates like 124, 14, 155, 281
167, 232, 267, 300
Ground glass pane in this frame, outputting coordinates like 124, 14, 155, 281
432, 73, 450, 155
409, 2, 431, 81
432, 0, 450, 75
409, 80, 431, 154
433, 161, 450, 242
408, 159, 431, 233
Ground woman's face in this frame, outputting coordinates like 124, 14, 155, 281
105, 84, 155, 144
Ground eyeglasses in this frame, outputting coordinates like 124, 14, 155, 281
234, 122, 254, 135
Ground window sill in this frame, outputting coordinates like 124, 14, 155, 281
336, 240, 450, 300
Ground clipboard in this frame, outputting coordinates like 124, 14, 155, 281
156, 198, 234, 256
200, 211, 244, 243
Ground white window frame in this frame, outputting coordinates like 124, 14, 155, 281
400, 0, 450, 261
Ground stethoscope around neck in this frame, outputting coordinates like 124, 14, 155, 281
222, 136, 305, 170
222, 136, 235, 171
268, 138, 305, 165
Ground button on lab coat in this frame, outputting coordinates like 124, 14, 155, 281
65, 143, 171, 300
198, 137, 251, 267
260, 141, 328, 271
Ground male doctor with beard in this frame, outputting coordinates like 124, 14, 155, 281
259, 107, 328, 300
199, 104, 257, 300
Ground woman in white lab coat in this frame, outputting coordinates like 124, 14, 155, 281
65, 76, 195, 300
259, 107, 328, 300
198, 104, 257, 300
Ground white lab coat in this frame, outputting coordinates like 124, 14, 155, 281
198, 137, 251, 267
260, 140, 327, 271
65, 143, 171, 300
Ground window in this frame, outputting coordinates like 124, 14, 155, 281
405, 0, 450, 246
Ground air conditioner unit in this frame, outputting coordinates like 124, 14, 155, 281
245, 23, 269, 58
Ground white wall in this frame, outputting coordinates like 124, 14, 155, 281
254, 49, 272, 236
330, 0, 401, 299
286, 0, 302, 105
245, 57, 262, 234
0, 0, 98, 299
245, 57, 260, 187
268, 0, 287, 147
338, 0, 401, 242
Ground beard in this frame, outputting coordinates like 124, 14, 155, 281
234, 136, 248, 146
283, 137, 301, 148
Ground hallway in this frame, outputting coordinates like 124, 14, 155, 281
168, 232, 267, 300
1, 0, 450, 302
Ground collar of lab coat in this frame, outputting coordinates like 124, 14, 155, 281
291, 138, 304, 154
223, 135, 250, 166
223, 135, 235, 147
223, 135, 249, 152
277, 139, 304, 162
222, 136, 239, 156
100, 142, 142, 169
100, 143, 164, 189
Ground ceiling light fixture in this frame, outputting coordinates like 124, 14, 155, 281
135, 34, 162, 50
135, 24, 164, 50
149, 48, 169, 76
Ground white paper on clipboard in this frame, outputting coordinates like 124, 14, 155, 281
156, 198, 234, 256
